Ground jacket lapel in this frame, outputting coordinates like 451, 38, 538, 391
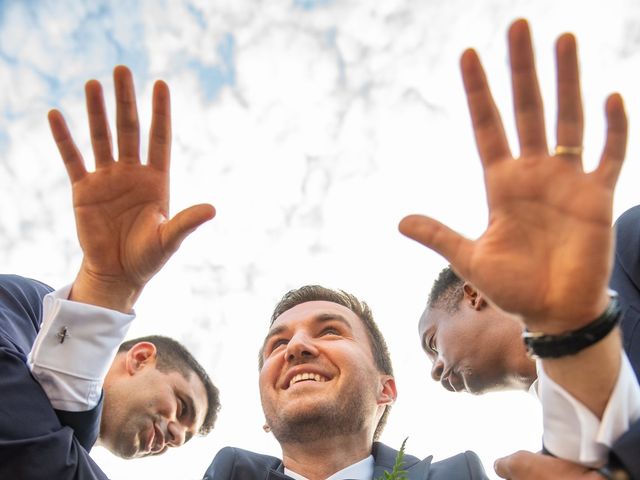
372, 442, 432, 480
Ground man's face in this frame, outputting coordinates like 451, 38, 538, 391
259, 301, 395, 444
101, 347, 208, 459
419, 302, 524, 394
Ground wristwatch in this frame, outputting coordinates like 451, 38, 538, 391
596, 462, 631, 480
522, 293, 622, 359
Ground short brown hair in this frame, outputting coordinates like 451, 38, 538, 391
260, 285, 393, 441
118, 335, 220, 435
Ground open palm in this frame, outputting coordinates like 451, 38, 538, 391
49, 66, 215, 311
400, 21, 626, 333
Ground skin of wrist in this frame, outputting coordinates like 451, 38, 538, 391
70, 269, 141, 313
522, 290, 611, 336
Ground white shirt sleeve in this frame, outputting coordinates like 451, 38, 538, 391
28, 284, 136, 412
538, 352, 640, 466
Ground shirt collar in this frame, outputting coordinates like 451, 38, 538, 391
284, 454, 374, 480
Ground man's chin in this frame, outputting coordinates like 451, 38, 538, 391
271, 407, 367, 444
466, 379, 508, 395
107, 439, 141, 460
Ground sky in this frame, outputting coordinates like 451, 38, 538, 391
1, 0, 640, 478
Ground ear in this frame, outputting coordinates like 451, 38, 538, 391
124, 342, 158, 375
377, 375, 397, 406
463, 283, 487, 310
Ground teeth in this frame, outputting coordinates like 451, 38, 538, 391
290, 372, 327, 386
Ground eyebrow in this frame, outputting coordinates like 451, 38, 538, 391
262, 312, 353, 347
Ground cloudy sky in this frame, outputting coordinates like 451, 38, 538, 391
2, 0, 639, 478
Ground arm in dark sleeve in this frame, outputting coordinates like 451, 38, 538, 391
608, 416, 640, 479
0, 275, 108, 479
611, 206, 640, 378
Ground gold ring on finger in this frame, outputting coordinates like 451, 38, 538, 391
554, 145, 583, 156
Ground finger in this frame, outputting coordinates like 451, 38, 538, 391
147, 80, 171, 172
85, 79, 114, 169
494, 451, 601, 480
161, 204, 216, 255
494, 451, 537, 479
594, 93, 627, 188
460, 48, 512, 166
113, 65, 140, 163
509, 19, 548, 157
47, 110, 88, 183
398, 214, 473, 277
555, 33, 584, 162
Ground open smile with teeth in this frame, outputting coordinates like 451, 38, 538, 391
289, 372, 328, 387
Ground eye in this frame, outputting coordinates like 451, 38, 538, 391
428, 335, 438, 354
268, 338, 289, 354
177, 397, 186, 418
320, 327, 340, 336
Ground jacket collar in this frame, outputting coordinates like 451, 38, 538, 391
266, 442, 432, 480
371, 442, 432, 480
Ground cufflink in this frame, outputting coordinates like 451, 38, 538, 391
57, 326, 71, 344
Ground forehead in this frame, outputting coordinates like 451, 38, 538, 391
419, 307, 460, 338
270, 300, 367, 336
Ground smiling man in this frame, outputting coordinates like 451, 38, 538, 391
205, 286, 486, 479
0, 272, 219, 478
99, 336, 214, 458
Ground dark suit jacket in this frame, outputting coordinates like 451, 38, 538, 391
608, 205, 640, 478
0, 275, 108, 479
611, 204, 640, 379
203, 441, 488, 479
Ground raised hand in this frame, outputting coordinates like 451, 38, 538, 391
399, 19, 627, 334
48, 66, 215, 312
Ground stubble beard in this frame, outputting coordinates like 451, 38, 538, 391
266, 386, 370, 444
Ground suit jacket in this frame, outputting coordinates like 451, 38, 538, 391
608, 205, 640, 479
0, 274, 108, 479
203, 441, 488, 479
611, 204, 640, 379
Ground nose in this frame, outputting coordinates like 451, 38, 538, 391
166, 420, 187, 448
284, 331, 319, 363
431, 356, 444, 382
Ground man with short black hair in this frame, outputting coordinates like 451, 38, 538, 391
407, 17, 640, 480
420, 265, 537, 394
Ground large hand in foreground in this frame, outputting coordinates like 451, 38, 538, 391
49, 66, 215, 312
494, 451, 606, 480
399, 20, 627, 333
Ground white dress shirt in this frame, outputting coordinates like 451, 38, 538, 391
285, 454, 374, 479
28, 285, 135, 411
28, 287, 640, 467
538, 355, 640, 466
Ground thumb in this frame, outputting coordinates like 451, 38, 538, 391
398, 214, 473, 273
494, 450, 600, 480
494, 451, 532, 479
161, 203, 216, 254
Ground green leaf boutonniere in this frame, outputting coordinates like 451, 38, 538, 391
378, 437, 409, 480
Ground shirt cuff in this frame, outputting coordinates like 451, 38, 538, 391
539, 353, 640, 466
28, 284, 135, 411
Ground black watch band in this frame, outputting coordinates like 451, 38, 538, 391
595, 462, 631, 480
522, 294, 621, 359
